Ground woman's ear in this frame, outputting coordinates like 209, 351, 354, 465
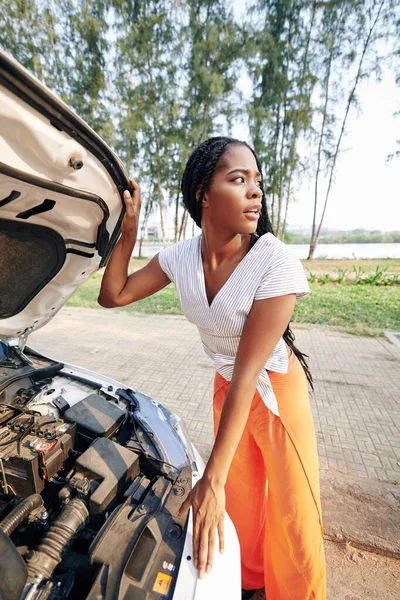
196, 185, 208, 206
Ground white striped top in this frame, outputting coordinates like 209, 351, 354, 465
158, 233, 309, 416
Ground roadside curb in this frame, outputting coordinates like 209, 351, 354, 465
385, 330, 400, 348
320, 470, 400, 559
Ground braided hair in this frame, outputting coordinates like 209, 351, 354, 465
181, 136, 313, 388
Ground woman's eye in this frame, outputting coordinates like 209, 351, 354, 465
232, 177, 262, 187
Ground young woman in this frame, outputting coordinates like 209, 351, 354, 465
98, 137, 326, 600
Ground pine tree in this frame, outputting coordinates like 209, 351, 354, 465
246, 0, 317, 237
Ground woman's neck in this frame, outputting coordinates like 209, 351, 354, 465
200, 225, 250, 269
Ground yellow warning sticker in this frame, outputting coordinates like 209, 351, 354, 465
152, 572, 172, 596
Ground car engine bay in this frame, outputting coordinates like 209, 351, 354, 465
0, 342, 192, 600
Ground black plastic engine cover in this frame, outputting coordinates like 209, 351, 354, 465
63, 394, 125, 442
75, 437, 140, 514
0, 529, 28, 600
86, 466, 192, 600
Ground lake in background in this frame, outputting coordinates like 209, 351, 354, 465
133, 242, 400, 260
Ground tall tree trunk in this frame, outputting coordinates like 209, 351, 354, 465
270, 104, 282, 229
126, 63, 135, 170
145, 50, 167, 247
281, 166, 293, 240
174, 189, 180, 242
182, 210, 189, 239
307, 2, 346, 259
178, 208, 187, 241
138, 193, 152, 258
276, 0, 294, 239
283, 0, 317, 234
308, 0, 385, 259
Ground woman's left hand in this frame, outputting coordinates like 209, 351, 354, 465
178, 475, 225, 579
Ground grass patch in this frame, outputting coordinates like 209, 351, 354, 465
67, 272, 399, 336
66, 273, 182, 315
293, 283, 399, 336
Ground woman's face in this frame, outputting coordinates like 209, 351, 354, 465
201, 144, 263, 235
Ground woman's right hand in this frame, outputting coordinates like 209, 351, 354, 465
122, 177, 141, 239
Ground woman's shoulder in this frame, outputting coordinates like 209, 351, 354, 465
254, 234, 309, 299
255, 232, 293, 261
157, 235, 200, 273
160, 235, 200, 258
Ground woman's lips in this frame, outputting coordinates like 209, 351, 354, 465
244, 211, 260, 221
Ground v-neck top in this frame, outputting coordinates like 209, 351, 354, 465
158, 233, 309, 416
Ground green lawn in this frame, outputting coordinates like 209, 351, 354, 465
66, 272, 399, 336
293, 284, 399, 336
67, 273, 182, 315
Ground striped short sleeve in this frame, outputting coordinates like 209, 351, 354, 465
254, 244, 310, 301
157, 244, 177, 283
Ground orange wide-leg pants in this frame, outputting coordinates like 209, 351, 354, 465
213, 352, 326, 600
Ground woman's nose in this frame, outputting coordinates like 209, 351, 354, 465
249, 184, 262, 198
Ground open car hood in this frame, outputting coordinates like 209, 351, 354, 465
0, 50, 129, 343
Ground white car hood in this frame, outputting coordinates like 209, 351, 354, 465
0, 50, 129, 343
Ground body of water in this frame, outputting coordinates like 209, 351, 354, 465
133, 242, 400, 260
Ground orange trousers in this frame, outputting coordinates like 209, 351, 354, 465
213, 352, 326, 599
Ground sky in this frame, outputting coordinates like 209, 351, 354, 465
230, 0, 400, 232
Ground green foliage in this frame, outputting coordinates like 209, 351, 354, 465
1, 0, 243, 242
0, 0, 46, 77
306, 270, 318, 283
306, 265, 399, 286
1, 0, 114, 140
363, 266, 388, 285
335, 267, 348, 283
245, 0, 318, 236
66, 272, 400, 336
293, 283, 400, 336
1, 0, 399, 245
387, 274, 400, 286
353, 266, 365, 284
317, 273, 331, 285
183, 0, 242, 143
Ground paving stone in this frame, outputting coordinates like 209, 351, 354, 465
30, 309, 400, 482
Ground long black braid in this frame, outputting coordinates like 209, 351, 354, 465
181, 136, 313, 389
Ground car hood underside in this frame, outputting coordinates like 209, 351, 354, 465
0, 50, 129, 342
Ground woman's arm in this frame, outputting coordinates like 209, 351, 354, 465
178, 293, 297, 579
98, 179, 170, 308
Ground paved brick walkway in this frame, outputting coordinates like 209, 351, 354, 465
30, 307, 400, 484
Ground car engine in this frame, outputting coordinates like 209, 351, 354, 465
0, 343, 192, 600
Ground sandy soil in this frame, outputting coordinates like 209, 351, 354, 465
253, 540, 400, 600
299, 258, 400, 276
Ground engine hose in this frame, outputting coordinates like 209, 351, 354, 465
0, 494, 43, 536
26, 497, 88, 583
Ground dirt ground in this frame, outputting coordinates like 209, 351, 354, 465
299, 258, 400, 276
253, 540, 400, 599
